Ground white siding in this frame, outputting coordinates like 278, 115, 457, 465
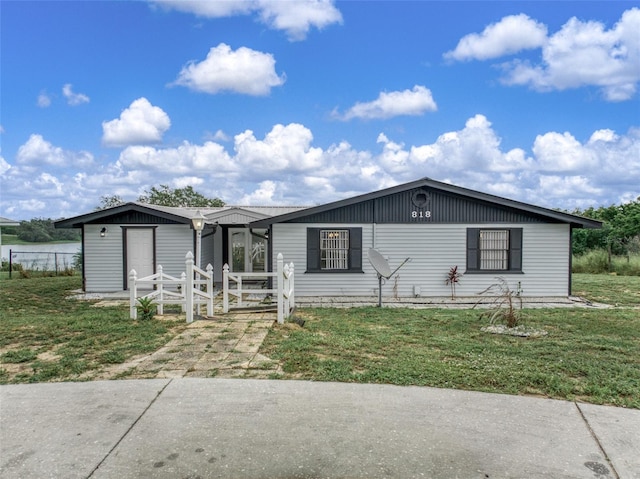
273, 222, 570, 298
84, 223, 194, 292
84, 224, 124, 292
155, 224, 194, 279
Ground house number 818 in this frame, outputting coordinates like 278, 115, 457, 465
411, 210, 432, 219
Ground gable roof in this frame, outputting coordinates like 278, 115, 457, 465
248, 177, 603, 229
54, 202, 308, 229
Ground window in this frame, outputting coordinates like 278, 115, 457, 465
467, 228, 522, 273
321, 230, 349, 270
480, 230, 509, 270
307, 227, 363, 273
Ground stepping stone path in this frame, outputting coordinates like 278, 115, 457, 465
92, 313, 282, 380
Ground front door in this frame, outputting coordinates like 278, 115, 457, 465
126, 228, 155, 288
228, 228, 267, 273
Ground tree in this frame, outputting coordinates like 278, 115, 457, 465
572, 197, 640, 257
95, 195, 125, 210
17, 218, 80, 242
138, 185, 225, 207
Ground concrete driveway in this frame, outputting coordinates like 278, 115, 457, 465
1, 379, 638, 479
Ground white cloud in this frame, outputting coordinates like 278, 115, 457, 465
102, 98, 171, 147
233, 123, 323, 175
446, 9, 640, 101
339, 85, 437, 120
239, 180, 278, 204
173, 43, 285, 96
532, 131, 598, 172
37, 91, 52, 108
0, 156, 10, 175
62, 84, 90, 105
116, 141, 233, 175
173, 176, 204, 189
445, 14, 547, 61
502, 8, 640, 101
16, 134, 93, 168
257, 0, 343, 41
4, 119, 639, 220
150, 0, 342, 40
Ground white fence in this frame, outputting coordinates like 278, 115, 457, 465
223, 253, 294, 324
129, 251, 214, 323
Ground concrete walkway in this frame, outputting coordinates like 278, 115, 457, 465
91, 313, 281, 380
1, 379, 638, 479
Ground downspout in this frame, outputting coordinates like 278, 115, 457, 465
81, 226, 86, 291
568, 226, 573, 296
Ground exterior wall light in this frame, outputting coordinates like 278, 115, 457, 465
100, 227, 107, 237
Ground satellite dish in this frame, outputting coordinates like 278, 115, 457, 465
368, 248, 411, 307
368, 248, 392, 278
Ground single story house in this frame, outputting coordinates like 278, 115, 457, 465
55, 177, 601, 297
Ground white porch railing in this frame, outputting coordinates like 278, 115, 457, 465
223, 253, 294, 324
129, 251, 214, 323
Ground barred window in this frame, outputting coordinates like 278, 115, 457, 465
466, 228, 522, 273
320, 230, 349, 270
480, 230, 509, 270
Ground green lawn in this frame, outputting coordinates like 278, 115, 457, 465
261, 274, 640, 408
0, 276, 187, 383
1, 274, 638, 409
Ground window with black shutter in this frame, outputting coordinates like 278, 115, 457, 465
306, 227, 363, 273
466, 228, 522, 273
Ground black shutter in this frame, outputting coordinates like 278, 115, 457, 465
509, 228, 523, 272
467, 228, 480, 271
306, 228, 320, 272
348, 227, 362, 271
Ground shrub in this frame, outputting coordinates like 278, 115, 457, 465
136, 296, 155, 321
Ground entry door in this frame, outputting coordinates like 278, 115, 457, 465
126, 228, 154, 288
228, 228, 267, 273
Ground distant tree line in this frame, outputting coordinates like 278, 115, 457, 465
571, 197, 640, 257
7, 185, 225, 243
10, 218, 81, 242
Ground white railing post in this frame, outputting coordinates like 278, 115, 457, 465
206, 263, 214, 316
185, 252, 194, 323
157, 264, 164, 315
237, 274, 243, 308
277, 253, 284, 324
289, 262, 295, 316
129, 269, 137, 319
180, 272, 187, 312
223, 263, 229, 313
283, 263, 290, 319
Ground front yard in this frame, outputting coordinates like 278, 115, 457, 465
0, 273, 638, 409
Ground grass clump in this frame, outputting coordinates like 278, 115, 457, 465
573, 250, 640, 275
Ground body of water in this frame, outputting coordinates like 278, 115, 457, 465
2, 243, 81, 271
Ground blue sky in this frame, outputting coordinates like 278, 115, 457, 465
1, 0, 639, 220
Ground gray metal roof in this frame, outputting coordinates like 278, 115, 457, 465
54, 203, 309, 228
0, 216, 20, 226
248, 177, 603, 229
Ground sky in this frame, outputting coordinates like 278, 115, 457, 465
1, 0, 639, 221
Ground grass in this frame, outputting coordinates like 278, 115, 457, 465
0, 276, 188, 384
1, 274, 638, 409
573, 250, 640, 276
573, 273, 640, 306
261, 274, 640, 408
